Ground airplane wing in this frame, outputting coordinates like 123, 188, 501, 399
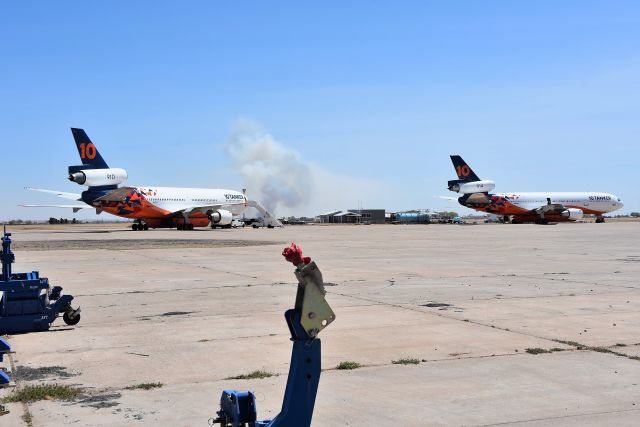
166, 204, 224, 218
93, 187, 138, 202
434, 196, 459, 201
162, 200, 282, 228
25, 187, 81, 201
19, 204, 91, 213
533, 203, 566, 215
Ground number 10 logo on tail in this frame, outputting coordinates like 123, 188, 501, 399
79, 143, 97, 160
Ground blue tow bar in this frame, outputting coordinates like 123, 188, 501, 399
212, 244, 335, 427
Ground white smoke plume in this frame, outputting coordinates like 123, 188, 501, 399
226, 119, 386, 217
226, 120, 313, 214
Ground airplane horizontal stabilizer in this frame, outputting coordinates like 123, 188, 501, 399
25, 187, 81, 201
19, 204, 90, 213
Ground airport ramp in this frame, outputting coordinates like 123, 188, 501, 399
247, 200, 283, 227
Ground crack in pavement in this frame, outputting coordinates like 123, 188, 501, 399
475, 407, 640, 426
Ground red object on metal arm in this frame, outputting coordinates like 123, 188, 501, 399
282, 243, 311, 266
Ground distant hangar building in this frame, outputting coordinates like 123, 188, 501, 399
318, 209, 386, 224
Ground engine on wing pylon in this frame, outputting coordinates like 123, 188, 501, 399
68, 168, 128, 187
208, 209, 233, 226
561, 208, 584, 221
448, 179, 495, 194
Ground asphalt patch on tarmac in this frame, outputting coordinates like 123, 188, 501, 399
75, 391, 122, 409
138, 311, 198, 321
421, 302, 462, 312
12, 239, 282, 251
15, 365, 77, 381
160, 311, 196, 317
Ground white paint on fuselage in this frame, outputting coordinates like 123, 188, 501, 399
499, 192, 623, 214
137, 186, 248, 215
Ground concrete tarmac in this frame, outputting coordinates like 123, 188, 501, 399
1, 222, 639, 426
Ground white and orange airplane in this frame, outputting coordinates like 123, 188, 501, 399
23, 128, 281, 230
446, 155, 624, 224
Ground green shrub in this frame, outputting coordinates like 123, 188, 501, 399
336, 361, 362, 370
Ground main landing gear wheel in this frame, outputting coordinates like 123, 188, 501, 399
595, 216, 605, 223
132, 221, 149, 231
63, 310, 81, 326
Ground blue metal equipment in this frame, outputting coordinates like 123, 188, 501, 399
0, 229, 81, 334
0, 337, 10, 385
212, 244, 336, 427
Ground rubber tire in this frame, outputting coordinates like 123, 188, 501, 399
63, 311, 80, 326
132, 223, 139, 231
143, 224, 149, 230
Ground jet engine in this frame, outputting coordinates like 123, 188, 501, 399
68, 168, 128, 186
208, 209, 233, 226
561, 208, 584, 221
448, 180, 495, 194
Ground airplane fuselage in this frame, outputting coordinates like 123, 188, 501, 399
24, 128, 285, 231
460, 191, 622, 218
87, 186, 248, 228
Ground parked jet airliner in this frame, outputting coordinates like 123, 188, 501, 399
446, 155, 623, 224
23, 128, 281, 230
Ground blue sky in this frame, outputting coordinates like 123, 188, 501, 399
1, 1, 638, 220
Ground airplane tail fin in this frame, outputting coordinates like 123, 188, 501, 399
71, 128, 109, 169
450, 155, 480, 181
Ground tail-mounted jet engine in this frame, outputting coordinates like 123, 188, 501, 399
68, 168, 128, 187
208, 209, 233, 226
561, 208, 584, 221
448, 179, 495, 194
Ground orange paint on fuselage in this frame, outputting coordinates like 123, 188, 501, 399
93, 189, 211, 228
463, 195, 607, 220
463, 195, 530, 216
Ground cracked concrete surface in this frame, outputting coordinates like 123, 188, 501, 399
1, 222, 639, 426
